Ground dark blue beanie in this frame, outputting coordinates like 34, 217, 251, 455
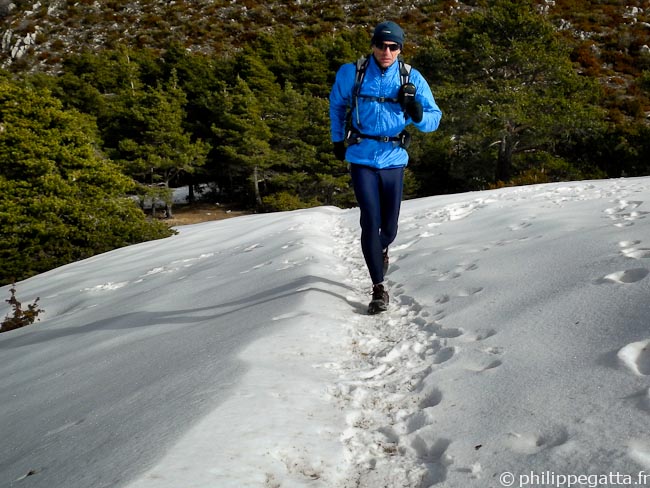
371, 21, 405, 47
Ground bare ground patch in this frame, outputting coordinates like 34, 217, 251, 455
163, 203, 250, 227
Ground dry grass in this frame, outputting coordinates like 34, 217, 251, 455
163, 203, 250, 227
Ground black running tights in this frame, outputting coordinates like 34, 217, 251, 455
350, 164, 404, 285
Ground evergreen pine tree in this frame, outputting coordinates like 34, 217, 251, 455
414, 0, 606, 187
212, 77, 272, 207
114, 72, 210, 216
0, 76, 172, 285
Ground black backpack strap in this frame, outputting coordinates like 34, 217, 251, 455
353, 56, 370, 99
348, 55, 370, 129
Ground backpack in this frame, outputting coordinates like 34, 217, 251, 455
349, 55, 411, 130
346, 55, 413, 147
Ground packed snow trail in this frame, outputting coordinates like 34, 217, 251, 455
329, 198, 487, 486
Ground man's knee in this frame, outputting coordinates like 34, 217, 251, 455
380, 226, 398, 246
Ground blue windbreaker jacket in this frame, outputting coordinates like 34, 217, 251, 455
329, 55, 442, 169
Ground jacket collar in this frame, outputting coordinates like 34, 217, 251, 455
369, 54, 401, 76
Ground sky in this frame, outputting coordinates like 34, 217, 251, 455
1, 177, 650, 488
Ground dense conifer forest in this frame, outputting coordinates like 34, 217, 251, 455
1, 0, 650, 284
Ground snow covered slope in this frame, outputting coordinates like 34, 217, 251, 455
1, 177, 650, 488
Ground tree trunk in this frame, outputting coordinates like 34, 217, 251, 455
495, 139, 512, 183
188, 182, 195, 204
162, 182, 173, 219
253, 165, 263, 207
495, 125, 517, 183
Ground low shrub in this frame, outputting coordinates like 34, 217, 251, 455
1, 284, 44, 333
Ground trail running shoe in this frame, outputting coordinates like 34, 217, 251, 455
368, 283, 389, 315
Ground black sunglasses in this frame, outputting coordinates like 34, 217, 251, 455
374, 42, 401, 52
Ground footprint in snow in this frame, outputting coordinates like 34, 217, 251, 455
456, 287, 484, 297
408, 437, 452, 485
604, 200, 643, 215
505, 427, 569, 455
617, 340, 650, 376
508, 220, 533, 231
396, 293, 423, 313
466, 359, 502, 373
622, 248, 650, 259
436, 327, 464, 339
604, 200, 647, 227
434, 287, 482, 304
629, 440, 650, 469
433, 346, 455, 364
613, 221, 635, 228
419, 387, 444, 409
619, 240, 642, 248
433, 262, 479, 282
621, 245, 650, 259
462, 328, 497, 342
484, 346, 505, 355
433, 270, 462, 282
595, 268, 649, 284
403, 410, 437, 435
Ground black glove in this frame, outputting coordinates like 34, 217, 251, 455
333, 141, 346, 161
398, 83, 424, 123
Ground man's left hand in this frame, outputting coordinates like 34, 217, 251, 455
398, 83, 423, 123
405, 101, 423, 123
